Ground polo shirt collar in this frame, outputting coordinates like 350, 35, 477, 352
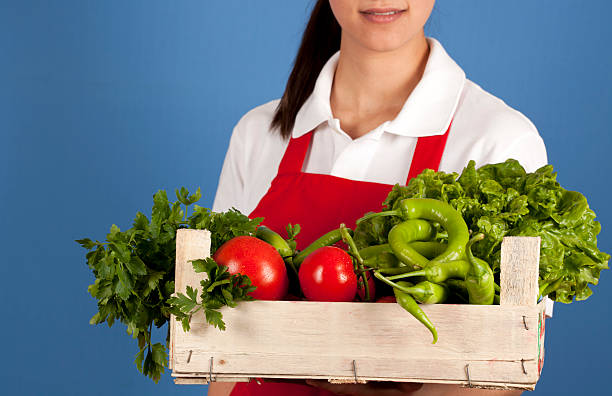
292, 37, 466, 139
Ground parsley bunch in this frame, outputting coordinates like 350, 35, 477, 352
168, 258, 256, 332
77, 188, 261, 382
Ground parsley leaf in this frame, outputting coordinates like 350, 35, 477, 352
285, 223, 301, 253
168, 258, 256, 332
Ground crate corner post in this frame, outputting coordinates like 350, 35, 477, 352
500, 236, 541, 306
499, 236, 543, 389
170, 229, 212, 376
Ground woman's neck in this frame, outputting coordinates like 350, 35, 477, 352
330, 32, 430, 139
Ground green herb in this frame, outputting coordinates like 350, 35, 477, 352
285, 223, 301, 254
355, 159, 610, 303
187, 206, 263, 253
168, 258, 256, 331
76, 188, 261, 382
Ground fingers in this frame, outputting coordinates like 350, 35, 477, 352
305, 379, 423, 396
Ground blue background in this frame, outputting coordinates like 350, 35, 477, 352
1, 1, 610, 395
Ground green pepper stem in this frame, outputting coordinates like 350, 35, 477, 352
377, 266, 416, 275
355, 210, 400, 225
341, 223, 370, 302
293, 228, 344, 267
386, 270, 426, 281
373, 271, 415, 295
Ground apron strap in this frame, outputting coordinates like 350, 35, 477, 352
406, 120, 453, 183
277, 131, 313, 175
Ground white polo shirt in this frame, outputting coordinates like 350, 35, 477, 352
212, 38, 547, 215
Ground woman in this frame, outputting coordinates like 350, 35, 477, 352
211, 1, 546, 395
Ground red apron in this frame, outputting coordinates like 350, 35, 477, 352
229, 125, 450, 396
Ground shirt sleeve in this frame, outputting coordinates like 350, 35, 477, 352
212, 122, 246, 213
496, 132, 548, 173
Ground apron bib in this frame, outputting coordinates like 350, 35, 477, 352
230, 124, 450, 396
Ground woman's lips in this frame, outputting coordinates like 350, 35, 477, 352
359, 8, 406, 24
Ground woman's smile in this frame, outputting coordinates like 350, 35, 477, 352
359, 8, 407, 24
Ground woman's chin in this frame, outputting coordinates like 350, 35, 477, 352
352, 33, 421, 54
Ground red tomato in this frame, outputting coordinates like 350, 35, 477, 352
213, 236, 288, 300
357, 270, 376, 302
298, 246, 357, 302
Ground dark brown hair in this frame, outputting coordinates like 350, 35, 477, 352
271, 0, 341, 139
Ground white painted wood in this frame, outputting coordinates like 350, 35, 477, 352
171, 233, 544, 390
174, 229, 211, 293
174, 377, 249, 385
500, 236, 541, 306
172, 300, 542, 387
170, 229, 211, 371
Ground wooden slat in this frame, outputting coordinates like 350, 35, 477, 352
173, 354, 538, 384
174, 378, 209, 385
170, 229, 211, 370
174, 229, 211, 293
500, 237, 540, 306
174, 377, 249, 385
172, 300, 542, 386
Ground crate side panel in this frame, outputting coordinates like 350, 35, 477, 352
173, 301, 540, 384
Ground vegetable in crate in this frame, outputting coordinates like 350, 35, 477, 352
358, 198, 470, 267
213, 235, 289, 300
356, 159, 610, 303
392, 283, 439, 344
298, 246, 358, 302
76, 188, 263, 382
351, 199, 470, 341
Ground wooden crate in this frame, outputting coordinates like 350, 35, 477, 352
169, 229, 547, 390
